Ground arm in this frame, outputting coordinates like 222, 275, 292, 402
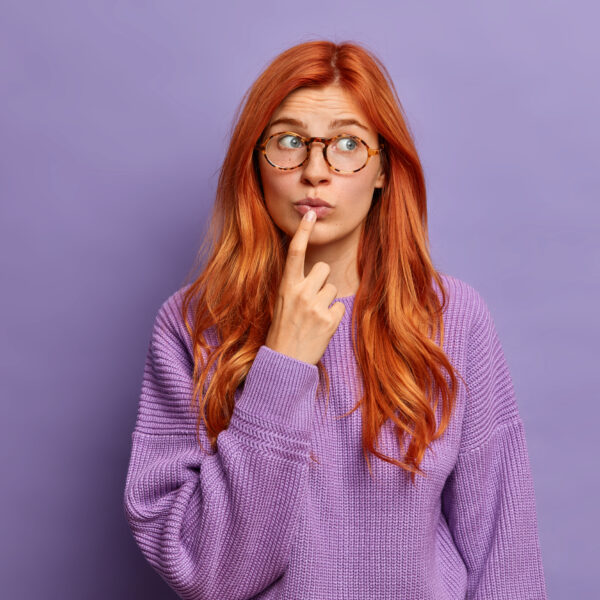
123, 291, 319, 600
441, 291, 548, 599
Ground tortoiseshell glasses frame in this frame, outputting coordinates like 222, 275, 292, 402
254, 131, 385, 174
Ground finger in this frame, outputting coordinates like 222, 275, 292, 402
282, 209, 317, 283
330, 301, 346, 325
334, 300, 346, 317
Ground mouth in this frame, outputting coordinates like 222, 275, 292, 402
294, 197, 333, 208
293, 204, 333, 219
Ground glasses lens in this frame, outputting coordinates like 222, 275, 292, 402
265, 134, 368, 171
265, 133, 306, 169
327, 136, 368, 172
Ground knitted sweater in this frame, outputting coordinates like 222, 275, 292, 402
123, 274, 548, 599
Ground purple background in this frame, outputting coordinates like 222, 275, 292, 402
2, 1, 597, 598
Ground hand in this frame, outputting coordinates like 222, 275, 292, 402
265, 209, 346, 365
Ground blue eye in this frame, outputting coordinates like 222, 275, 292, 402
278, 134, 303, 149
336, 136, 359, 152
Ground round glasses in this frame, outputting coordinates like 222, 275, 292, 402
255, 131, 384, 174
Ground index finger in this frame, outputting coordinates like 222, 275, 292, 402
283, 209, 317, 282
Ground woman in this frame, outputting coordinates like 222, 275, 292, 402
124, 40, 548, 599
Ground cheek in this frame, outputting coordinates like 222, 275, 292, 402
260, 175, 293, 221
339, 173, 378, 204
259, 164, 290, 198
266, 178, 289, 198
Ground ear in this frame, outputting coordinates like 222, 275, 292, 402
374, 165, 385, 189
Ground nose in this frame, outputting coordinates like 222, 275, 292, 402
300, 140, 332, 185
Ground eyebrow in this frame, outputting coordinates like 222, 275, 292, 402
267, 117, 369, 132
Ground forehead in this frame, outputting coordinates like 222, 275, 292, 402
269, 85, 372, 130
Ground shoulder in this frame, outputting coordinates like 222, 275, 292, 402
435, 272, 494, 340
152, 283, 219, 360
154, 283, 193, 336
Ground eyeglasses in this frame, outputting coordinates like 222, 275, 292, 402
255, 131, 384, 174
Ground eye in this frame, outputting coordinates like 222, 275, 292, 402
277, 134, 304, 149
335, 136, 360, 152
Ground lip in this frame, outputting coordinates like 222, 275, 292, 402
294, 204, 333, 219
294, 197, 333, 208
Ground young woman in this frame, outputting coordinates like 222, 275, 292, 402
124, 40, 548, 599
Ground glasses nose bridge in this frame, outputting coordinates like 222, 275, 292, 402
304, 136, 329, 164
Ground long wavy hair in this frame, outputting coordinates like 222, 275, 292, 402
180, 39, 465, 483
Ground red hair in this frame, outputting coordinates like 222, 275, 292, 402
180, 39, 465, 483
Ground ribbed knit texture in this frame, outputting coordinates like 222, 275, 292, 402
123, 274, 548, 599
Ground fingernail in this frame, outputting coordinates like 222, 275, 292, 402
305, 209, 316, 222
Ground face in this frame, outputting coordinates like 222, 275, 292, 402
257, 84, 385, 248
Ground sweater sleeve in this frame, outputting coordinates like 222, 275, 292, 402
123, 292, 319, 600
441, 292, 548, 600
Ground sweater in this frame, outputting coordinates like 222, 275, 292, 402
123, 273, 548, 600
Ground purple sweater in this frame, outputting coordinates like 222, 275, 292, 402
123, 274, 548, 599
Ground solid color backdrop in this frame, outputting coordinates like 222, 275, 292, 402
1, 0, 597, 598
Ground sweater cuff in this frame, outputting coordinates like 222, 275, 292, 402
232, 345, 320, 433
